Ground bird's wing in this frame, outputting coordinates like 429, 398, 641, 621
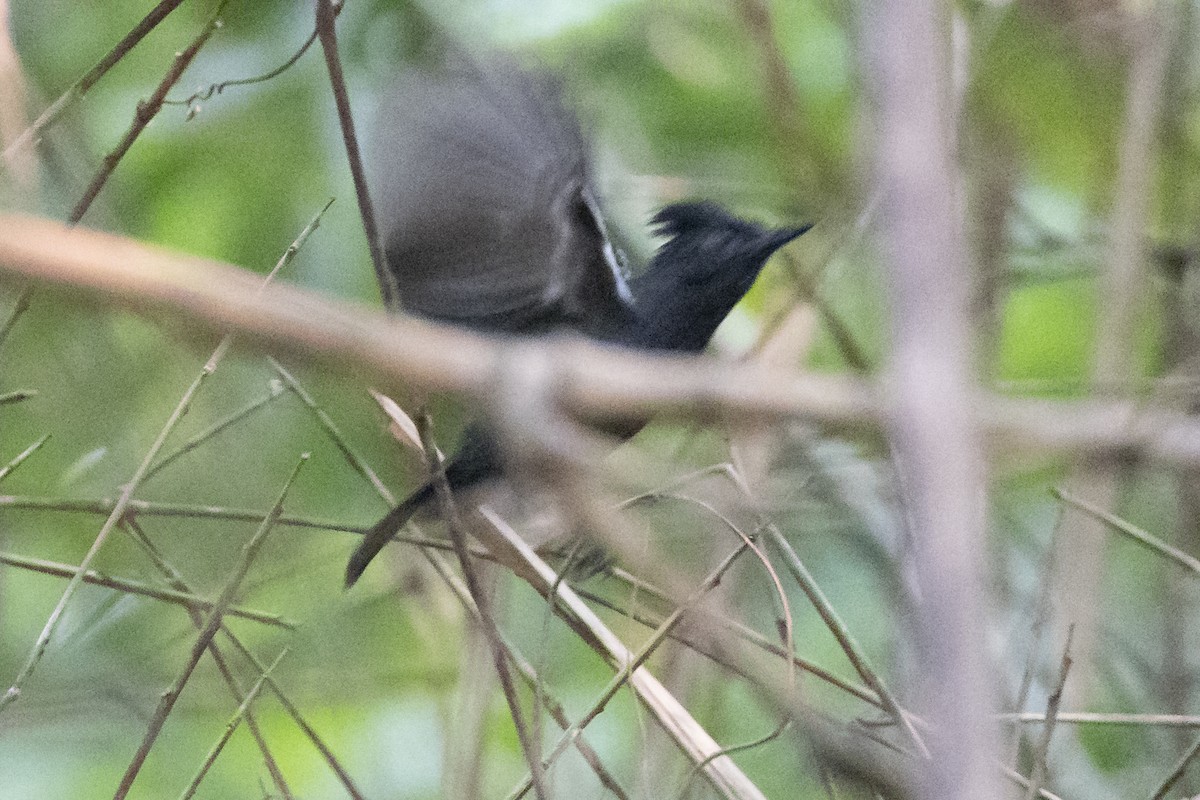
371, 61, 634, 336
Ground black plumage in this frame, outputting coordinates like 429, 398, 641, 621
346, 59, 808, 587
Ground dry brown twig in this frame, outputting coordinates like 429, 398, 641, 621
0, 548, 294, 629
313, 0, 396, 308
10, 216, 1200, 467
178, 648, 290, 800
69, 1, 231, 224
2, 0, 188, 165
417, 413, 551, 800
1023, 626, 1074, 800
111, 454, 307, 800
121, 518, 294, 799
473, 508, 768, 800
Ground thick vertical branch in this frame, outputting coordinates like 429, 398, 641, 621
865, 0, 995, 797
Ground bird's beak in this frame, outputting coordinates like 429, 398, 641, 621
761, 224, 812, 257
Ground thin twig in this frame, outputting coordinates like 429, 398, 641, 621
762, 525, 929, 758
1149, 731, 1200, 799
237, 646, 365, 799
69, 2, 231, 224
999, 712, 1200, 728
0, 493, 365, 534
476, 509, 767, 800
643, 486, 814, 790
694, 460, 926, 756
0, 389, 37, 405
678, 720, 792, 800
121, 517, 294, 799
1007, 504, 1066, 766
2, 0, 187, 163
603, 487, 798, 795
178, 649, 290, 800
782, 247, 874, 374
508, 540, 752, 800
165, 1, 343, 112
732, 0, 828, 197
269, 356, 395, 504
0, 286, 32, 351
416, 413, 550, 800
313, 0, 396, 307
141, 199, 332, 488
1023, 626, 1073, 800
0, 549, 294, 629
126, 502, 364, 799
999, 764, 1067, 800
577, 583, 883, 710
111, 454, 307, 800
640, 488, 795, 679
0, 434, 49, 484
1054, 488, 1200, 577
420, 546, 631, 800
143, 380, 288, 482
1093, 15, 1170, 386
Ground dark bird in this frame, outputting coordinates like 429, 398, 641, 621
346, 58, 809, 587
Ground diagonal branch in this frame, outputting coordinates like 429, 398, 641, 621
111, 455, 307, 800
69, 1, 230, 224
2, 0, 187, 164
313, 0, 397, 308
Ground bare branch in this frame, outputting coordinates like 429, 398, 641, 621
2, 0, 187, 163
69, 2, 230, 224
13, 216, 1200, 467
313, 0, 396, 308
111, 455, 306, 800
866, 0, 994, 793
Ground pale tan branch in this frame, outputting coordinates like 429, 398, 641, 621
3, 215, 1200, 465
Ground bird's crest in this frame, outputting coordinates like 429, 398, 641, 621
650, 201, 759, 241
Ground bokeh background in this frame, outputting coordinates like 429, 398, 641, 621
2, 0, 1199, 798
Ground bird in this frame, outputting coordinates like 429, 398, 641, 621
346, 56, 809, 587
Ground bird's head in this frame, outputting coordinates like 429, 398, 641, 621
622, 201, 810, 352
649, 201, 810, 300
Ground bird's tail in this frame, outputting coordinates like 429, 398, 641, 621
345, 482, 436, 587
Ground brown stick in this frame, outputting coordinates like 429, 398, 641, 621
313, 0, 397, 308
2, 0, 188, 163
11, 216, 1200, 464
69, 2, 229, 224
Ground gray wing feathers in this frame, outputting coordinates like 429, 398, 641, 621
372, 62, 633, 335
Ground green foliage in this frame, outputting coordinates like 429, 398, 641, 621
2, 0, 1198, 798
972, 9, 1126, 196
